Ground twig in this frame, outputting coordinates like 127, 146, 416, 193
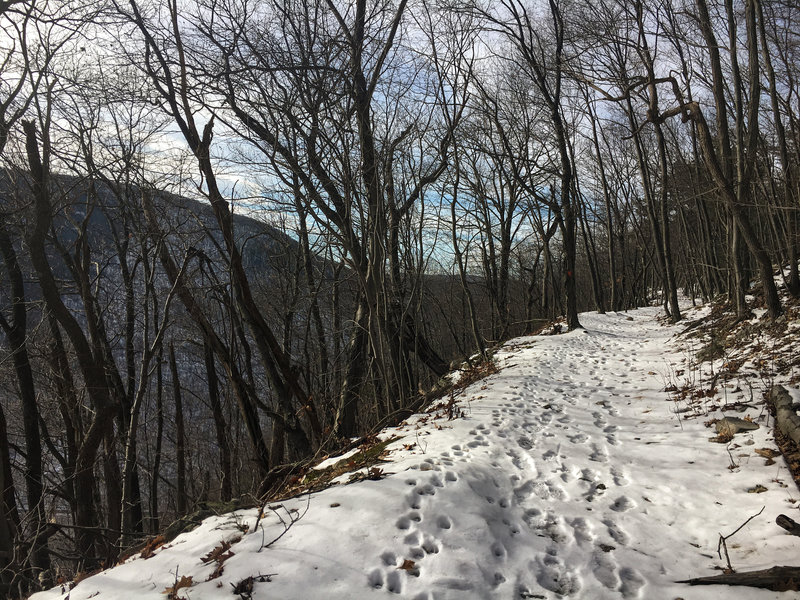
258, 494, 311, 552
725, 442, 739, 470
717, 506, 765, 572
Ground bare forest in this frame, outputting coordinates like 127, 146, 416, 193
0, 0, 798, 595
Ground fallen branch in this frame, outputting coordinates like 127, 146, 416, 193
776, 514, 800, 537
677, 565, 800, 591
768, 386, 800, 446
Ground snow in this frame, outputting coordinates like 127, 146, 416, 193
312, 448, 361, 471
33, 307, 799, 600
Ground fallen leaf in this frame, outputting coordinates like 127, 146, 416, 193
201, 540, 234, 564
399, 559, 416, 571
164, 575, 193, 597
140, 535, 166, 559
755, 448, 780, 459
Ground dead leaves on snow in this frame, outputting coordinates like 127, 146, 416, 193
756, 447, 781, 466
164, 575, 193, 598
202, 537, 240, 581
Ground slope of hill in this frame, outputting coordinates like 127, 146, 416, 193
30, 302, 800, 600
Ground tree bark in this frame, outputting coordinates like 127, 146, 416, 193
205, 342, 232, 501
0, 221, 50, 580
169, 343, 187, 516
678, 565, 800, 591
22, 119, 115, 569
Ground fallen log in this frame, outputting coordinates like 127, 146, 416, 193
777, 514, 800, 537
677, 566, 800, 591
768, 385, 800, 446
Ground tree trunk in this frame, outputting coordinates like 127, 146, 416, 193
0, 403, 19, 596
0, 222, 50, 582
22, 119, 115, 570
150, 354, 164, 534
204, 342, 232, 501
336, 299, 369, 440
169, 343, 187, 516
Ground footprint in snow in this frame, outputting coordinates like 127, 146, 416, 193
415, 483, 437, 496
569, 517, 595, 546
491, 571, 506, 587
592, 545, 621, 590
542, 449, 558, 461
418, 460, 441, 472
536, 549, 582, 596
405, 531, 422, 545
538, 513, 570, 544
580, 468, 598, 482
407, 493, 422, 510
513, 479, 538, 502
369, 568, 384, 589
522, 507, 542, 527
589, 444, 609, 463
558, 463, 577, 483
396, 511, 422, 530
584, 481, 607, 502
603, 518, 629, 545
491, 540, 507, 559
421, 534, 440, 555
537, 479, 567, 501
610, 495, 636, 512
619, 567, 646, 598
611, 467, 629, 486
385, 570, 403, 594
517, 436, 534, 450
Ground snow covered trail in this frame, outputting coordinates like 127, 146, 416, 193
34, 308, 797, 600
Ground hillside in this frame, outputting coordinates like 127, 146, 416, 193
30, 302, 800, 600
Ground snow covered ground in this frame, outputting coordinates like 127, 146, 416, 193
33, 307, 800, 599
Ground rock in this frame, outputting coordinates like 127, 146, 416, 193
716, 417, 760, 436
